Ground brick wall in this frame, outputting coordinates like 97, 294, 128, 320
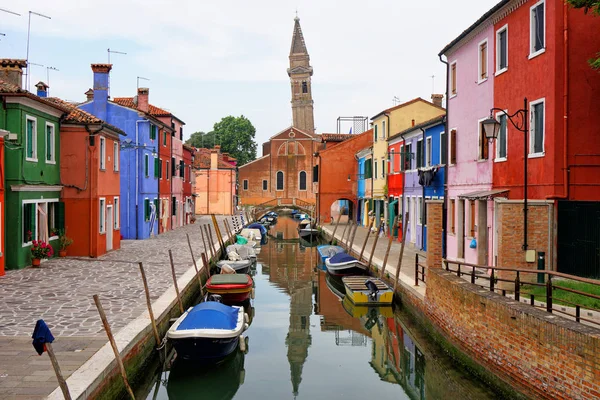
426, 200, 443, 269
422, 268, 600, 400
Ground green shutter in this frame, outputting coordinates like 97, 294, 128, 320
144, 199, 149, 221
163, 131, 167, 146
154, 199, 159, 218
154, 157, 159, 178
145, 155, 149, 176
56, 202, 65, 230
26, 120, 34, 158
29, 203, 36, 240
46, 126, 51, 161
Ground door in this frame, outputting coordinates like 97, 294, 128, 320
558, 201, 600, 278
106, 206, 113, 252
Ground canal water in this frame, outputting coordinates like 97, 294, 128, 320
143, 216, 498, 400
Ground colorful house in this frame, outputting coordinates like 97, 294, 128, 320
370, 98, 446, 229
356, 146, 372, 226
79, 65, 170, 240
439, 16, 496, 266
45, 95, 125, 257
0, 60, 70, 269
194, 146, 237, 215
316, 130, 372, 224
387, 135, 403, 238
0, 129, 6, 275
182, 144, 195, 224
157, 102, 172, 233
392, 116, 446, 250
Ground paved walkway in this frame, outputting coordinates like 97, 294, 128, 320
0, 215, 232, 399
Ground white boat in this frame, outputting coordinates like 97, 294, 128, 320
325, 253, 368, 276
226, 244, 257, 260
240, 228, 262, 242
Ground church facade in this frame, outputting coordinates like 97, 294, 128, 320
238, 17, 321, 206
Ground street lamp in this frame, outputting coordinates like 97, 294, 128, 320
483, 97, 529, 251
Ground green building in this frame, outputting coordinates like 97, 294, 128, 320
1, 60, 68, 269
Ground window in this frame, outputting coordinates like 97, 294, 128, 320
262, 180, 268, 190
450, 129, 457, 165
417, 197, 423, 225
374, 125, 378, 142
22, 200, 64, 244
382, 121, 386, 140
440, 132, 447, 164
530, 99, 545, 155
159, 159, 163, 179
365, 159, 372, 179
299, 171, 307, 190
179, 160, 184, 178
180, 127, 183, 140
313, 165, 319, 182
163, 131, 167, 146
530, 0, 545, 57
416, 139, 424, 169
144, 154, 149, 177
26, 116, 37, 161
496, 25, 508, 73
450, 199, 455, 234
113, 142, 119, 171
150, 125, 157, 140
302, 81, 308, 93
276, 171, 284, 191
45, 122, 55, 163
172, 196, 177, 216
478, 120, 489, 160
469, 200, 476, 237
99, 198, 106, 233
381, 158, 385, 178
403, 143, 412, 171
243, 179, 248, 190
144, 198, 150, 221
171, 157, 176, 177
426, 137, 432, 167
496, 113, 507, 160
114, 197, 120, 229
450, 61, 457, 96
154, 157, 159, 178
100, 137, 106, 170
374, 161, 378, 180
478, 40, 488, 82
166, 161, 170, 180
389, 150, 395, 174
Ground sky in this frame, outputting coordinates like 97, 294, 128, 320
1, 0, 499, 157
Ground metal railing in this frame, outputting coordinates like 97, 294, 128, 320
443, 259, 600, 327
415, 253, 427, 286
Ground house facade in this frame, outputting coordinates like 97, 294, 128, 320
46, 95, 124, 257
0, 130, 6, 275
182, 144, 195, 223
157, 104, 172, 233
194, 146, 236, 215
356, 147, 372, 226
1, 60, 70, 269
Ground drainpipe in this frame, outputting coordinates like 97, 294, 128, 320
400, 133, 407, 242
438, 53, 449, 258
135, 119, 147, 240
420, 127, 426, 251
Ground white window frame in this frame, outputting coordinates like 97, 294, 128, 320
25, 115, 38, 162
45, 122, 56, 164
426, 137, 432, 167
21, 198, 60, 246
449, 128, 457, 166
276, 171, 284, 191
298, 170, 307, 191
381, 121, 386, 140
417, 196, 422, 226
399, 144, 404, 171
477, 38, 488, 84
99, 137, 106, 170
416, 138, 424, 169
113, 141, 119, 172
114, 196, 120, 229
495, 24, 509, 76
477, 117, 489, 161
495, 110, 508, 162
405, 143, 414, 171
450, 60, 457, 98
374, 160, 378, 180
529, 98, 546, 157
529, 0, 546, 59
389, 149, 395, 174
99, 198, 106, 234
243, 179, 248, 191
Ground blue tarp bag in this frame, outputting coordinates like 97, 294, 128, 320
470, 238, 477, 249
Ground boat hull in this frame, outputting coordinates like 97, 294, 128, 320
325, 259, 368, 276
342, 276, 394, 305
216, 260, 252, 275
206, 277, 253, 304
171, 336, 239, 362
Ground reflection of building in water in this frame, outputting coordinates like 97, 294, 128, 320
287, 282, 312, 396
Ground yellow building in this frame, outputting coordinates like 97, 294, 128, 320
370, 97, 445, 224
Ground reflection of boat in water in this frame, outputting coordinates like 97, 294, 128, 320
167, 349, 246, 400
325, 272, 346, 300
342, 295, 393, 320
299, 237, 319, 248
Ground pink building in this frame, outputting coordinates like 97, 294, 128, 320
170, 121, 185, 228
440, 22, 497, 266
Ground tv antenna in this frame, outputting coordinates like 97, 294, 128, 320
137, 76, 150, 89
107, 48, 127, 63
392, 96, 401, 106
46, 66, 58, 95
0, 8, 20, 42
25, 10, 51, 91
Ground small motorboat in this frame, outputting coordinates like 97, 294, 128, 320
247, 223, 267, 236
298, 219, 319, 241
216, 260, 253, 275
206, 274, 254, 304
325, 272, 346, 300
325, 252, 368, 276
226, 244, 256, 260
240, 228, 262, 242
167, 301, 248, 362
317, 245, 345, 264
342, 276, 394, 305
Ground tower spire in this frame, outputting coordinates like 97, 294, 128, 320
290, 16, 308, 55
287, 16, 315, 134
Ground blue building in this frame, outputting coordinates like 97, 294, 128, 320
79, 64, 171, 240
356, 147, 372, 226
394, 115, 445, 250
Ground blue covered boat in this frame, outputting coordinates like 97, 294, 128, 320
247, 223, 267, 236
167, 302, 248, 362
317, 245, 345, 264
325, 252, 368, 276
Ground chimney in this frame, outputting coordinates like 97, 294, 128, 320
210, 145, 220, 170
412, 119, 415, 127
35, 81, 49, 98
137, 87, 149, 112
431, 94, 444, 108
91, 63, 112, 121
84, 88, 94, 101
0, 59, 27, 89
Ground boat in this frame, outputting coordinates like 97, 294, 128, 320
342, 276, 394, 305
167, 350, 246, 400
325, 272, 346, 299
206, 274, 254, 304
216, 260, 253, 275
325, 252, 368, 276
226, 244, 256, 260
317, 245, 345, 264
239, 228, 262, 242
247, 222, 267, 236
298, 219, 319, 241
167, 301, 248, 362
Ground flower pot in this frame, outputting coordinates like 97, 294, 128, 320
59, 250, 67, 258
32, 258, 41, 267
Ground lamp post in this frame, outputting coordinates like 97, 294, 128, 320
482, 97, 529, 250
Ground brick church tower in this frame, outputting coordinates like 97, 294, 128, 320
288, 16, 315, 135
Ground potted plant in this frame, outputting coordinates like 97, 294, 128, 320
190, 215, 197, 224
58, 229, 73, 257
30, 240, 54, 267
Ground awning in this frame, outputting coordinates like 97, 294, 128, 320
458, 189, 509, 200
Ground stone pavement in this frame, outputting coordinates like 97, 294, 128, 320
0, 215, 232, 399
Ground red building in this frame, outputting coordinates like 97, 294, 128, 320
0, 130, 6, 275
316, 130, 373, 223
182, 144, 195, 224
491, 0, 600, 276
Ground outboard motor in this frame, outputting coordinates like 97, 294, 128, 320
205, 294, 223, 303
364, 279, 379, 300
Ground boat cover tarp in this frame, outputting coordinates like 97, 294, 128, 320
177, 302, 238, 331
236, 235, 248, 245
247, 223, 267, 235
317, 245, 343, 258
208, 274, 251, 285
329, 252, 357, 264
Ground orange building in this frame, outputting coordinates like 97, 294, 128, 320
48, 98, 125, 257
0, 130, 6, 275
194, 146, 236, 215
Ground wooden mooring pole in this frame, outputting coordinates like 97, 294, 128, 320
186, 233, 204, 297
211, 214, 225, 252
348, 221, 359, 255
359, 217, 375, 261
201, 252, 211, 281
394, 212, 410, 291
329, 209, 344, 245
380, 216, 399, 278
168, 250, 185, 313
204, 224, 215, 260
199, 224, 208, 256
367, 221, 382, 272
93, 295, 136, 400
138, 262, 161, 346
45, 343, 71, 400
